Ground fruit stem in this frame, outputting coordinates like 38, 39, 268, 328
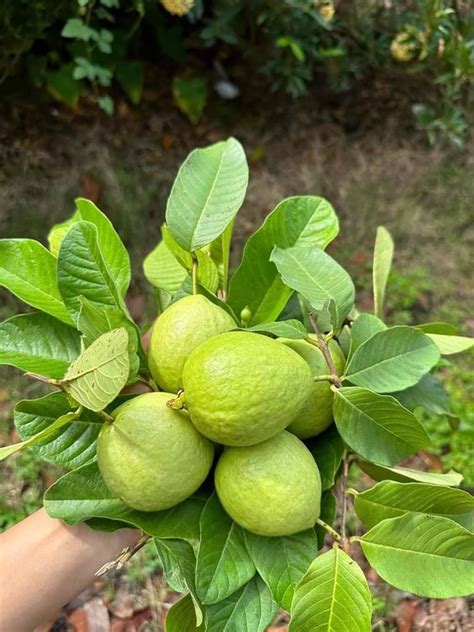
316, 518, 341, 542
340, 450, 350, 552
191, 254, 198, 295
24, 373, 63, 389
98, 410, 114, 424
166, 391, 187, 410
314, 374, 339, 384
307, 313, 343, 388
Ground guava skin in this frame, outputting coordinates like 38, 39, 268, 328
97, 392, 214, 511
215, 431, 322, 536
280, 337, 346, 439
148, 295, 236, 393
182, 331, 314, 447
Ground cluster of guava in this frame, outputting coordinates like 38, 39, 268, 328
97, 296, 344, 537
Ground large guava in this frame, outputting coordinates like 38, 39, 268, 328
148, 295, 235, 393
215, 431, 322, 536
279, 336, 345, 438
181, 331, 313, 446
97, 392, 214, 511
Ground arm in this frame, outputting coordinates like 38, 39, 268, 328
0, 508, 140, 632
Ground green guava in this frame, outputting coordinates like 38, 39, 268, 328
215, 431, 321, 536
148, 295, 236, 393
97, 392, 214, 511
181, 331, 313, 446
279, 337, 345, 439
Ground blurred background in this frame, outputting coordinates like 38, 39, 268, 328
0, 0, 473, 630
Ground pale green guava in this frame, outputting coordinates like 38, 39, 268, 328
148, 295, 236, 393
215, 431, 322, 536
280, 337, 345, 439
181, 331, 313, 446
97, 392, 214, 511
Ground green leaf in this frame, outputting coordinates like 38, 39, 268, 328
48, 217, 76, 257
307, 425, 344, 490
155, 538, 203, 625
172, 76, 208, 125
350, 313, 386, 352
289, 547, 372, 632
333, 387, 431, 466
360, 513, 474, 598
143, 241, 187, 294
0, 410, 78, 461
425, 333, 473, 355
271, 246, 355, 330
355, 480, 474, 530
61, 328, 130, 411
196, 493, 255, 605
116, 60, 144, 105
78, 298, 140, 379
205, 576, 277, 632
46, 64, 83, 108
165, 594, 204, 632
373, 226, 394, 319
344, 326, 440, 393
166, 138, 248, 252
417, 322, 458, 335
245, 320, 308, 339
209, 220, 234, 291
393, 373, 458, 423
228, 196, 339, 325
57, 221, 128, 322
245, 529, 318, 611
15, 392, 101, 469
0, 313, 81, 379
0, 239, 73, 325
358, 460, 463, 486
44, 461, 206, 540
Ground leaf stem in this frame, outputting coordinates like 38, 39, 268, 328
307, 313, 343, 388
97, 410, 114, 424
192, 254, 198, 295
316, 518, 341, 542
24, 373, 63, 388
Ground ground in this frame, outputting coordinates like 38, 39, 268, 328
0, 85, 473, 630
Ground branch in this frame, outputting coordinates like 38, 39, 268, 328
307, 313, 343, 388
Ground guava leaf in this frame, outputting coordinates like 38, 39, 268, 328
393, 373, 459, 427
209, 220, 234, 291
350, 313, 386, 353
417, 322, 458, 335
289, 547, 372, 632
228, 196, 339, 326
165, 594, 204, 632
196, 493, 255, 605
205, 576, 277, 632
57, 221, 129, 323
425, 333, 473, 355
271, 245, 355, 330
44, 461, 206, 541
0, 239, 73, 325
172, 76, 208, 125
155, 538, 203, 625
373, 226, 394, 319
245, 528, 318, 611
333, 387, 431, 466
143, 240, 187, 294
344, 326, 440, 393
245, 320, 308, 339
0, 313, 81, 379
49, 198, 131, 295
354, 480, 474, 530
61, 328, 130, 411
15, 392, 101, 469
360, 513, 474, 598
358, 460, 463, 486
307, 425, 345, 490
0, 411, 78, 461
166, 137, 248, 252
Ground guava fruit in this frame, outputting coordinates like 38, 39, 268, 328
181, 331, 313, 446
148, 294, 236, 393
97, 392, 214, 511
279, 336, 345, 439
215, 431, 321, 536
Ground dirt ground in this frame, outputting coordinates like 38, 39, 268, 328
0, 84, 473, 631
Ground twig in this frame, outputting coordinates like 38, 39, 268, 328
340, 450, 350, 553
316, 518, 341, 542
95, 534, 150, 576
307, 313, 343, 388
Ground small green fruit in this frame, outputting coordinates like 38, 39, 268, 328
280, 337, 345, 439
182, 331, 313, 446
97, 392, 214, 511
215, 431, 321, 536
148, 295, 236, 393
